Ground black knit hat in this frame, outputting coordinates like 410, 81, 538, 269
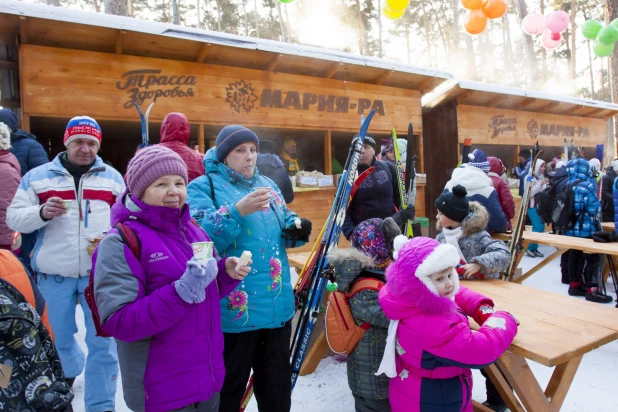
435, 185, 470, 223
353, 132, 376, 149
519, 149, 531, 159
215, 125, 259, 162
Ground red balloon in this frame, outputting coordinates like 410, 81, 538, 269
551, 32, 561, 41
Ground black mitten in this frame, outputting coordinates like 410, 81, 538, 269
380, 217, 401, 252
391, 206, 416, 227
592, 231, 612, 243
282, 218, 313, 244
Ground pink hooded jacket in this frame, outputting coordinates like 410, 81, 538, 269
378, 237, 518, 412
487, 157, 515, 230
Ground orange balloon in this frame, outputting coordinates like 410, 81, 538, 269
464, 10, 488, 35
460, 0, 483, 11
482, 0, 507, 19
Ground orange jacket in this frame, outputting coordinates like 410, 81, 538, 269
0, 250, 54, 340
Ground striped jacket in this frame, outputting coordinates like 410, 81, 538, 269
7, 153, 125, 277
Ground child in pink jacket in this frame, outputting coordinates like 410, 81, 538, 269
376, 236, 518, 412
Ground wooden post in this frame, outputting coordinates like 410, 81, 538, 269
514, 145, 520, 172
198, 123, 205, 154
324, 130, 332, 175
21, 114, 30, 133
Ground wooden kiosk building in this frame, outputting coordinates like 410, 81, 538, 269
0, 1, 452, 251
422, 80, 618, 233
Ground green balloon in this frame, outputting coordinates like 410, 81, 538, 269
610, 18, 618, 29
596, 25, 618, 46
278, 0, 295, 3
593, 41, 614, 58
581, 19, 603, 40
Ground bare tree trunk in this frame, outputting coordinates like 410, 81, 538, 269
465, 35, 478, 80
503, 14, 515, 85
540, 0, 547, 80
254, 0, 260, 37
241, 0, 248, 36
215, 0, 222, 32
583, 6, 595, 98
106, 0, 128, 15
420, 0, 432, 64
514, 0, 539, 85
355, 0, 367, 54
405, 25, 410, 64
375, 0, 383, 58
607, 0, 618, 155
570, 0, 577, 80
276, 2, 287, 41
197, 0, 201, 28
172, 0, 179, 24
284, 4, 293, 42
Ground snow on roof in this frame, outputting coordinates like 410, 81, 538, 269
0, 1, 452, 86
423, 79, 618, 116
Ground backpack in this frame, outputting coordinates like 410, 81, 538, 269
84, 219, 201, 338
534, 178, 562, 224
551, 179, 585, 232
325, 278, 384, 355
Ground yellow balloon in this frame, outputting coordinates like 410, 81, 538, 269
382, 5, 405, 20
385, 0, 410, 12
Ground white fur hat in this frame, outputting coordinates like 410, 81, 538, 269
0, 122, 11, 151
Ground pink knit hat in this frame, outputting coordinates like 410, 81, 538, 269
125, 146, 188, 198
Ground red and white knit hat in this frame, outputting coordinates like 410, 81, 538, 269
64, 116, 102, 147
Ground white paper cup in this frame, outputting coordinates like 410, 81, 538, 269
64, 200, 72, 211
191, 242, 214, 262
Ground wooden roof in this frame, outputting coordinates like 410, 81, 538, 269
422, 80, 618, 119
0, 2, 451, 94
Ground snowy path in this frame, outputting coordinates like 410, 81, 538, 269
72, 244, 617, 411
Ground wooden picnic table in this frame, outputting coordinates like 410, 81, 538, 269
493, 231, 618, 284
464, 279, 618, 412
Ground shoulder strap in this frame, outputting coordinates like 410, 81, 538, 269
346, 278, 384, 298
206, 173, 218, 209
114, 223, 141, 259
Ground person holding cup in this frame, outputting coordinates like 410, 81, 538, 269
187, 125, 312, 412
92, 145, 251, 411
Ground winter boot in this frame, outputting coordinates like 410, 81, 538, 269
482, 401, 509, 412
532, 250, 544, 258
65, 377, 75, 388
585, 288, 614, 304
568, 283, 587, 297
525, 250, 536, 258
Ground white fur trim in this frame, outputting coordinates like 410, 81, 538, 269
0, 122, 11, 150
392, 235, 409, 260
415, 244, 460, 296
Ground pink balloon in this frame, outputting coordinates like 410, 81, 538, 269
542, 29, 562, 50
546, 10, 570, 33
522, 12, 546, 35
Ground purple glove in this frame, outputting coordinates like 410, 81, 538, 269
174, 258, 218, 304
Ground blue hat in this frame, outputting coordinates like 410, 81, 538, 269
215, 125, 259, 162
0, 109, 18, 132
468, 149, 490, 173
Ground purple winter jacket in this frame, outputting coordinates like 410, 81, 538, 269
92, 192, 238, 412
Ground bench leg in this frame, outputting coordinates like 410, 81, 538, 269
514, 249, 567, 284
491, 351, 583, 412
544, 355, 583, 412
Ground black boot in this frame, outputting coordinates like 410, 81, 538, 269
585, 289, 614, 304
65, 377, 75, 388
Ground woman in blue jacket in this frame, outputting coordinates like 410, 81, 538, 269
187, 125, 312, 412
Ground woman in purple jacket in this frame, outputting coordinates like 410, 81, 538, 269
92, 146, 251, 412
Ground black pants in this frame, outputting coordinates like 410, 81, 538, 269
480, 368, 508, 406
352, 394, 391, 412
568, 249, 600, 287
218, 321, 292, 412
560, 251, 570, 283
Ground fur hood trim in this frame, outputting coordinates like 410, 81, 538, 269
328, 247, 376, 267
436, 201, 488, 237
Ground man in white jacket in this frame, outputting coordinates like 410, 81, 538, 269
7, 116, 125, 412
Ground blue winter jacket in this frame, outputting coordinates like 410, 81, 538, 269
564, 158, 600, 238
444, 164, 508, 233
612, 177, 618, 231
187, 149, 305, 333
9, 131, 49, 177
515, 158, 531, 197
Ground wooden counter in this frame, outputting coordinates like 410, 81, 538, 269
287, 184, 426, 253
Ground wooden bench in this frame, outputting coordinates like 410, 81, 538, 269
464, 279, 618, 412
493, 231, 618, 285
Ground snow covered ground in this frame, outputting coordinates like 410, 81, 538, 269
72, 243, 618, 411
